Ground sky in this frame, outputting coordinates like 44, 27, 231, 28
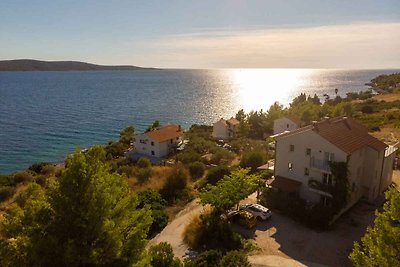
0, 0, 399, 68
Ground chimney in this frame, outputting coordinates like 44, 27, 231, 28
178, 125, 182, 132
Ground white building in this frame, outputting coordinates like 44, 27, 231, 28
212, 117, 240, 140
273, 116, 301, 135
133, 124, 183, 158
272, 117, 396, 208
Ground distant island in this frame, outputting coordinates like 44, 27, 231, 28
0, 59, 156, 71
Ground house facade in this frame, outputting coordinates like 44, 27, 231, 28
272, 117, 396, 207
273, 116, 301, 135
212, 117, 240, 140
133, 124, 183, 158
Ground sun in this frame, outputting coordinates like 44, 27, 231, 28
229, 69, 316, 111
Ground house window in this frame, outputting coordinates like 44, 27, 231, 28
304, 168, 309, 176
306, 148, 311, 156
288, 163, 293, 171
151, 141, 154, 146
151, 151, 155, 156
290, 145, 294, 152
286, 124, 289, 128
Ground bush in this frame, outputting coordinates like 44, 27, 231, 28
205, 166, 231, 185
34, 175, 48, 187
136, 168, 153, 183
28, 162, 51, 174
40, 165, 56, 176
361, 105, 373, 114
117, 165, 137, 177
149, 242, 182, 267
240, 150, 266, 172
137, 157, 152, 168
210, 149, 235, 165
137, 189, 169, 236
188, 162, 205, 179
220, 251, 251, 267
160, 168, 189, 203
178, 150, 201, 164
13, 171, 34, 184
184, 250, 223, 267
183, 212, 242, 251
0, 175, 16, 187
0, 186, 16, 202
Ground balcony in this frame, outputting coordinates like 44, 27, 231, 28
308, 179, 333, 198
310, 157, 331, 173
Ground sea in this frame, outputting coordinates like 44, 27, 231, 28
0, 68, 398, 174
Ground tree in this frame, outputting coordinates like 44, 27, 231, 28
146, 120, 161, 132
219, 250, 251, 267
137, 157, 152, 168
149, 242, 182, 267
240, 150, 266, 172
205, 166, 231, 185
188, 161, 205, 179
349, 187, 400, 267
119, 125, 135, 146
200, 169, 259, 213
0, 146, 152, 267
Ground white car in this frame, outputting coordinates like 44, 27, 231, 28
239, 204, 272, 221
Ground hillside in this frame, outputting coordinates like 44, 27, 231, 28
0, 59, 155, 71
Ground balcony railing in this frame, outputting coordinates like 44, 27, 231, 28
310, 157, 331, 172
308, 179, 333, 197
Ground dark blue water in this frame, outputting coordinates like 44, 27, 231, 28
0, 69, 398, 174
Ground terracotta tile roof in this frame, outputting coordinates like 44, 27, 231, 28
268, 175, 302, 193
274, 117, 387, 154
312, 117, 387, 153
145, 124, 183, 142
285, 115, 301, 125
226, 117, 240, 126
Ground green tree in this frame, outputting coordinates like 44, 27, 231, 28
149, 242, 182, 267
188, 161, 205, 179
146, 120, 161, 132
137, 157, 152, 168
119, 125, 135, 146
219, 250, 251, 267
200, 168, 259, 213
0, 146, 152, 267
349, 187, 400, 267
240, 150, 266, 172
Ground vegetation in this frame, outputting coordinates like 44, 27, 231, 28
105, 125, 134, 158
205, 166, 231, 185
200, 168, 258, 214
188, 161, 205, 179
219, 250, 251, 267
0, 146, 152, 267
149, 242, 182, 267
240, 150, 266, 172
160, 168, 192, 204
369, 73, 400, 93
349, 187, 400, 267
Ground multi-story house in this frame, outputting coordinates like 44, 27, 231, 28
272, 117, 397, 209
133, 124, 183, 158
212, 117, 240, 140
273, 115, 301, 134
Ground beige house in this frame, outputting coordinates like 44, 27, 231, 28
212, 117, 240, 140
273, 115, 301, 135
133, 124, 183, 158
272, 117, 396, 208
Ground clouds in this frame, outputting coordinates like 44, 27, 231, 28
137, 22, 400, 68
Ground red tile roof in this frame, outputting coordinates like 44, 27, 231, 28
145, 124, 183, 142
268, 175, 302, 193
285, 115, 301, 125
226, 117, 240, 125
275, 117, 387, 154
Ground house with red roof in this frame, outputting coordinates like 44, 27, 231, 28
133, 124, 183, 158
273, 115, 301, 135
272, 117, 397, 208
212, 117, 240, 140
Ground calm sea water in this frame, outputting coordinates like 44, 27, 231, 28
0, 69, 398, 174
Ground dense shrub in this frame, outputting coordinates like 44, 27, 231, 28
220, 251, 251, 267
117, 165, 137, 177
137, 189, 169, 236
210, 149, 235, 165
183, 212, 242, 251
160, 168, 189, 203
177, 149, 201, 164
188, 162, 205, 179
205, 166, 231, 185
137, 157, 152, 168
240, 150, 266, 172
40, 165, 56, 176
184, 250, 223, 267
0, 186, 16, 202
149, 242, 182, 267
0, 175, 16, 187
136, 168, 153, 183
28, 162, 51, 174
13, 171, 34, 184
361, 105, 373, 114
34, 175, 48, 187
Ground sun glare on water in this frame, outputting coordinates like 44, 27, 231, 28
229, 69, 316, 111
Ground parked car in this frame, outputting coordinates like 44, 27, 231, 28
239, 204, 272, 221
228, 210, 257, 229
